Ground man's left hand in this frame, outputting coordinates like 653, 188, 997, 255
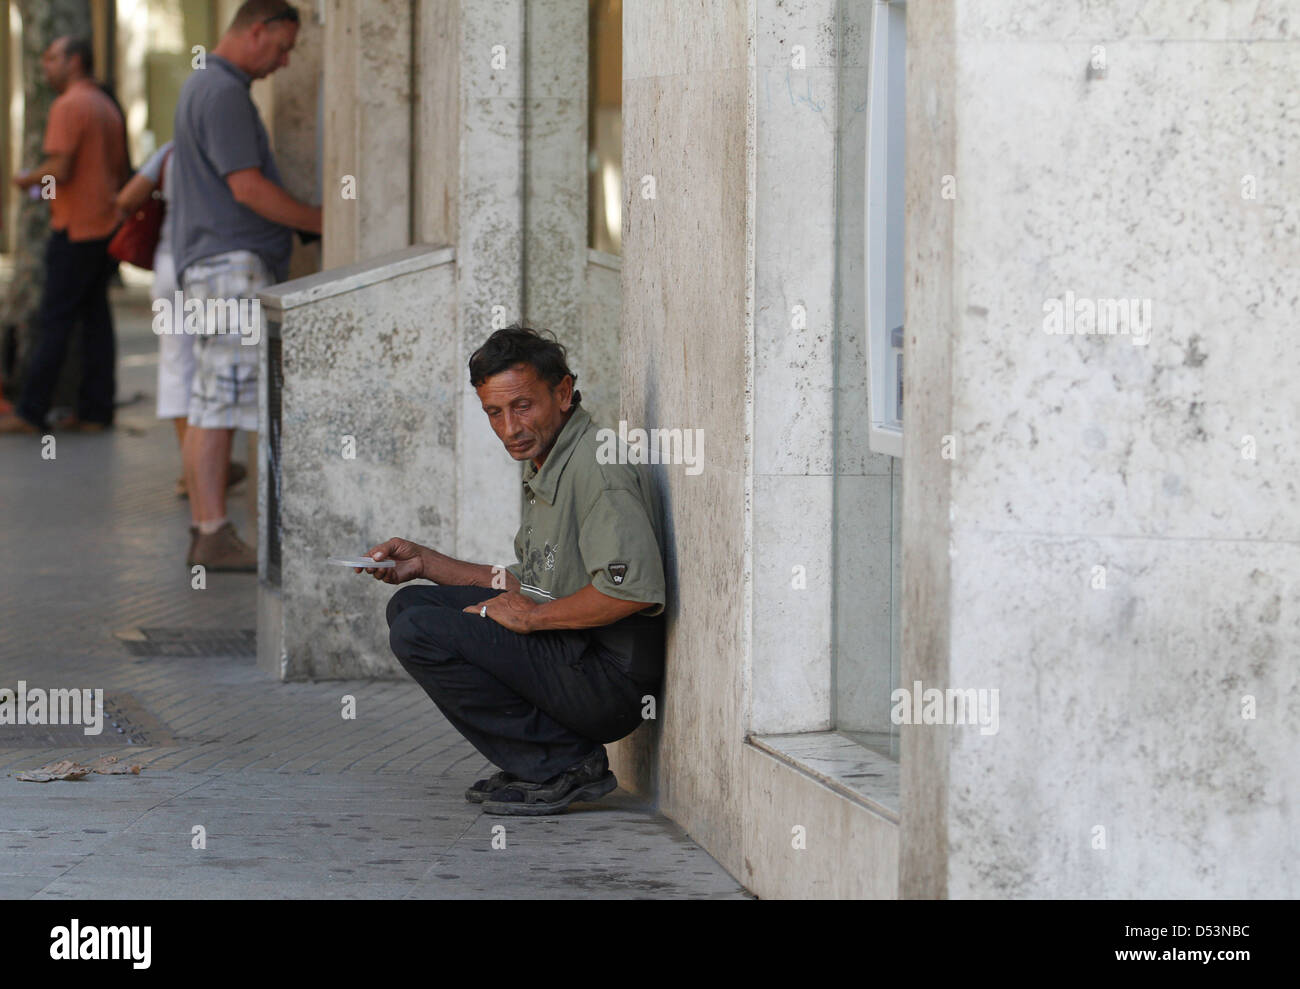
465, 591, 539, 634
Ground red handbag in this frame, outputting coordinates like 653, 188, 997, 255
108, 150, 169, 271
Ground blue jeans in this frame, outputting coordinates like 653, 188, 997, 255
17, 229, 116, 428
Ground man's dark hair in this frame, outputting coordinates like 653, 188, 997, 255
63, 37, 93, 76
468, 324, 580, 403
230, 0, 300, 31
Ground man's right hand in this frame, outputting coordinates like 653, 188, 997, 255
358, 537, 426, 584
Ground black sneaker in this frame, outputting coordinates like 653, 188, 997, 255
465, 769, 519, 804
481, 748, 616, 816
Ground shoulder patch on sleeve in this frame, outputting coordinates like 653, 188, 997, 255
608, 562, 628, 585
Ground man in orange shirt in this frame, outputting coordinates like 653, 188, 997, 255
0, 37, 127, 434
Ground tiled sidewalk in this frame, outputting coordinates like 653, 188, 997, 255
0, 288, 750, 900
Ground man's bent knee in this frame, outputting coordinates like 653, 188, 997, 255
388, 609, 419, 666
388, 605, 461, 670
386, 585, 425, 629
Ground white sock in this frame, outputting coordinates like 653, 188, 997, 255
198, 517, 229, 536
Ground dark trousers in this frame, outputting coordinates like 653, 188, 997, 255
17, 229, 117, 428
386, 584, 659, 782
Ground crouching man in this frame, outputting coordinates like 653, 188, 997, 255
359, 325, 665, 815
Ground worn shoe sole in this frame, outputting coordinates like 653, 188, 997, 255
465, 771, 519, 804
481, 771, 617, 816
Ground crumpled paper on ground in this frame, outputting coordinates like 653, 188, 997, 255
13, 756, 142, 782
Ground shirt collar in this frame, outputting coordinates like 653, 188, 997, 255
522, 406, 590, 506
209, 54, 252, 88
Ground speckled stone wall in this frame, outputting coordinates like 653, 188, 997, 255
260, 248, 458, 680
905, 1, 1300, 897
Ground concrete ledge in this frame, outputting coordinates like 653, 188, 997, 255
750, 732, 900, 823
259, 244, 456, 312
739, 740, 900, 898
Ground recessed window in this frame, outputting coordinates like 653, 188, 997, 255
865, 0, 906, 457
833, 0, 905, 764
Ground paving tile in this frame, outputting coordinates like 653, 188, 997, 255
0, 874, 53, 898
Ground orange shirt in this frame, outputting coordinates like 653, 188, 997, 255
42, 78, 127, 241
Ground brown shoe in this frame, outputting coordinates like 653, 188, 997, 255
190, 522, 257, 572
0, 414, 39, 435
185, 525, 199, 567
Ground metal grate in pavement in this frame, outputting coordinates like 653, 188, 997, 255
115, 627, 257, 658
0, 691, 175, 746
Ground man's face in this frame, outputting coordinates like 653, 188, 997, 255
475, 363, 574, 465
246, 21, 298, 79
41, 40, 73, 92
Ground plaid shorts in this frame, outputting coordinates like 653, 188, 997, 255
182, 251, 271, 431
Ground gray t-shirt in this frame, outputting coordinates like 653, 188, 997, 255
170, 54, 292, 283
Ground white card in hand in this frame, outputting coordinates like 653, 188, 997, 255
328, 557, 396, 568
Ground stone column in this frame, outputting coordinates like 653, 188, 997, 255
520, 0, 587, 341
454, 0, 526, 563
617, 0, 752, 879
321, 0, 414, 268
413, 0, 459, 248
898, 0, 955, 901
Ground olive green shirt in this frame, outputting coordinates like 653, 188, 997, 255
506, 405, 667, 621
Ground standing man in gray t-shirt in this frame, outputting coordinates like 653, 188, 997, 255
173, 0, 321, 571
